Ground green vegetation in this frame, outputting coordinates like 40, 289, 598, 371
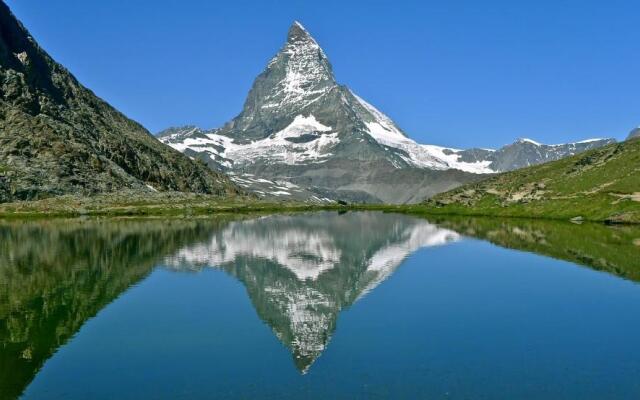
423, 216, 640, 282
0, 191, 350, 218
412, 138, 640, 224
0, 218, 230, 399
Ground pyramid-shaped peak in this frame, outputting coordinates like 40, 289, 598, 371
292, 20, 307, 31
287, 20, 315, 43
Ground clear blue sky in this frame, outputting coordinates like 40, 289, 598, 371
5, 0, 639, 148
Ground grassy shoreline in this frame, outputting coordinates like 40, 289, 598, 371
0, 193, 343, 219
1, 192, 638, 225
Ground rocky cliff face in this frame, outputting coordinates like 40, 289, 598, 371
0, 1, 240, 203
628, 127, 640, 140
161, 22, 614, 204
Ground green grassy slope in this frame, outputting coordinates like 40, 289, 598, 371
416, 138, 640, 223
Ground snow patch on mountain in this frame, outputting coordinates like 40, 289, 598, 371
275, 114, 332, 137
420, 145, 494, 173
351, 92, 495, 173
165, 114, 340, 167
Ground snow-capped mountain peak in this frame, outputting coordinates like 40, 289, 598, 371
222, 21, 339, 141
287, 21, 318, 45
159, 22, 616, 204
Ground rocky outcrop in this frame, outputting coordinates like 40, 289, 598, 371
0, 1, 241, 203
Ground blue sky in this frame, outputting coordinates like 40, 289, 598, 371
6, 0, 639, 148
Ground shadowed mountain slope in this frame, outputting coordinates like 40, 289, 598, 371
0, 1, 241, 203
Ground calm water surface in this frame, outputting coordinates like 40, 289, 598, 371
1, 212, 640, 399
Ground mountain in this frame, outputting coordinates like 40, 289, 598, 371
159, 22, 489, 204
160, 21, 614, 204
0, 1, 240, 203
628, 127, 640, 140
422, 139, 640, 223
166, 212, 459, 372
455, 138, 616, 172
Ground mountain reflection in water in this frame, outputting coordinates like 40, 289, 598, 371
1, 212, 639, 399
164, 212, 460, 372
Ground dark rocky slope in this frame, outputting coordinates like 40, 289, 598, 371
0, 1, 240, 203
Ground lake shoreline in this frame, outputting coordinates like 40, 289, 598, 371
0, 192, 638, 225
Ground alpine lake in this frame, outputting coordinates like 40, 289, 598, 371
1, 211, 639, 399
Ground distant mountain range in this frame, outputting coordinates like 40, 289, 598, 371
0, 1, 241, 203
160, 21, 616, 204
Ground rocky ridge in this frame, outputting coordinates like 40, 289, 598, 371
0, 1, 241, 203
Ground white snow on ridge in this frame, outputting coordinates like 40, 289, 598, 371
518, 138, 542, 146
164, 102, 496, 174
351, 91, 495, 174
162, 114, 340, 167
516, 137, 609, 147
576, 138, 607, 144
351, 92, 407, 141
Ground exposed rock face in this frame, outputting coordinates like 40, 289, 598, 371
160, 22, 615, 204
0, 1, 240, 203
628, 127, 640, 140
223, 22, 339, 142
